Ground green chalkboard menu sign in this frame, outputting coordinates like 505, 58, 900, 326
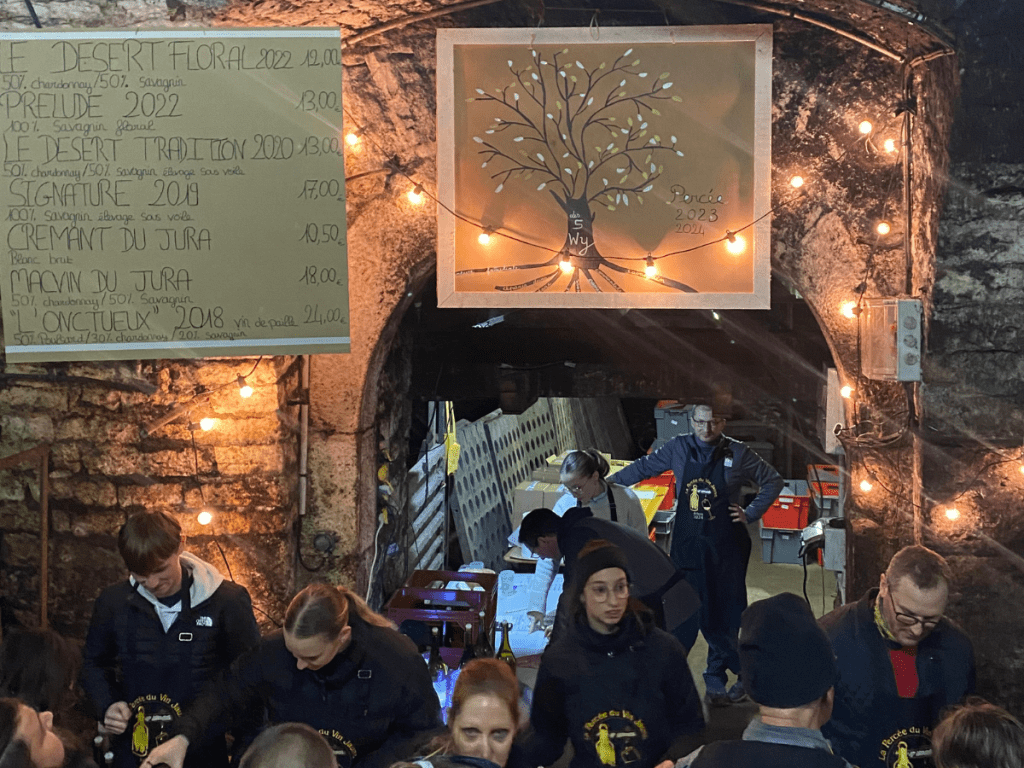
0, 29, 349, 362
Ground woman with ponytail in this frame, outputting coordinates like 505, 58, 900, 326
142, 584, 440, 768
526, 449, 647, 633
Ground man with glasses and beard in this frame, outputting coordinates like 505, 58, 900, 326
608, 403, 783, 706
820, 545, 976, 768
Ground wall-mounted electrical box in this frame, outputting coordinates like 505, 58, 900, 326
818, 367, 845, 455
860, 297, 922, 381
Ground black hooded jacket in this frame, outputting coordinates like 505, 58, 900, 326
175, 611, 442, 768
522, 611, 704, 768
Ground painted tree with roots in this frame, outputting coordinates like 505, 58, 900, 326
458, 45, 696, 293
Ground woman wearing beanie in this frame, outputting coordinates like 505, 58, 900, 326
521, 541, 704, 768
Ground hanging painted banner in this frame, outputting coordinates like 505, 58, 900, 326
437, 25, 772, 309
0, 29, 349, 362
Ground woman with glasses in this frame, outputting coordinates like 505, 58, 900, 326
526, 450, 647, 633
522, 541, 703, 768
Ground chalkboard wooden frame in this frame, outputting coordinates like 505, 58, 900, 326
437, 25, 772, 309
0, 29, 350, 362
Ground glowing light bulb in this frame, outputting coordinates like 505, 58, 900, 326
724, 233, 746, 255
859, 120, 873, 135
644, 254, 657, 278
559, 258, 573, 274
841, 301, 858, 319
945, 507, 961, 521
711, 311, 720, 321
859, 479, 874, 492
790, 175, 804, 188
876, 221, 891, 235
478, 231, 492, 245
883, 138, 897, 153
840, 385, 854, 399
197, 510, 213, 526
1020, 464, 1024, 475
345, 131, 361, 146
407, 186, 425, 205
237, 376, 253, 398
199, 418, 215, 431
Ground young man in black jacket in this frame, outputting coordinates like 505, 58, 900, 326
81, 511, 261, 768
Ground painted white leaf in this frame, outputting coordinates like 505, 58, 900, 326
671, 135, 678, 144
577, 61, 585, 69
564, 168, 573, 174
473, 136, 483, 143
531, 73, 539, 81
602, 178, 608, 186
588, 160, 594, 168
643, 184, 654, 192
676, 150, 685, 156
607, 143, 615, 150
537, 183, 547, 190
639, 73, 648, 77
508, 60, 513, 67
547, 113, 554, 120
514, 136, 524, 142
624, 48, 632, 56
486, 130, 495, 134
615, 168, 625, 173
650, 163, 656, 172
587, 97, 594, 106
662, 83, 673, 89
495, 184, 504, 193
620, 79, 626, 87
476, 88, 485, 94
537, 153, 545, 161
514, 93, 519, 101
623, 196, 629, 206
641, 122, 648, 129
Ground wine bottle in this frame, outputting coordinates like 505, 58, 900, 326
474, 612, 495, 658
427, 626, 450, 712
496, 620, 516, 674
458, 623, 477, 667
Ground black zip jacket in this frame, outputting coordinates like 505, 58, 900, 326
522, 611, 704, 768
80, 554, 260, 768
819, 588, 975, 768
175, 612, 442, 768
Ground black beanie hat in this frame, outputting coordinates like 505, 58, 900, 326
571, 542, 631, 600
739, 592, 838, 708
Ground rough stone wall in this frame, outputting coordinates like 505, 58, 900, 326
0, 356, 299, 636
921, 0, 1024, 711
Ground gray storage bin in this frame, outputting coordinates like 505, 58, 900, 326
759, 526, 803, 565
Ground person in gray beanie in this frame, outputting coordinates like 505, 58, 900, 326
669, 592, 855, 768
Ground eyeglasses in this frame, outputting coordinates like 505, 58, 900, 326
586, 582, 630, 602
692, 418, 723, 427
564, 475, 594, 494
888, 594, 941, 630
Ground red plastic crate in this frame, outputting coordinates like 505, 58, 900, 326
810, 481, 840, 499
762, 496, 810, 529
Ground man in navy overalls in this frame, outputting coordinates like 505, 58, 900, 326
610, 403, 783, 706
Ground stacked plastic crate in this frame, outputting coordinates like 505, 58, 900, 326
759, 479, 810, 565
